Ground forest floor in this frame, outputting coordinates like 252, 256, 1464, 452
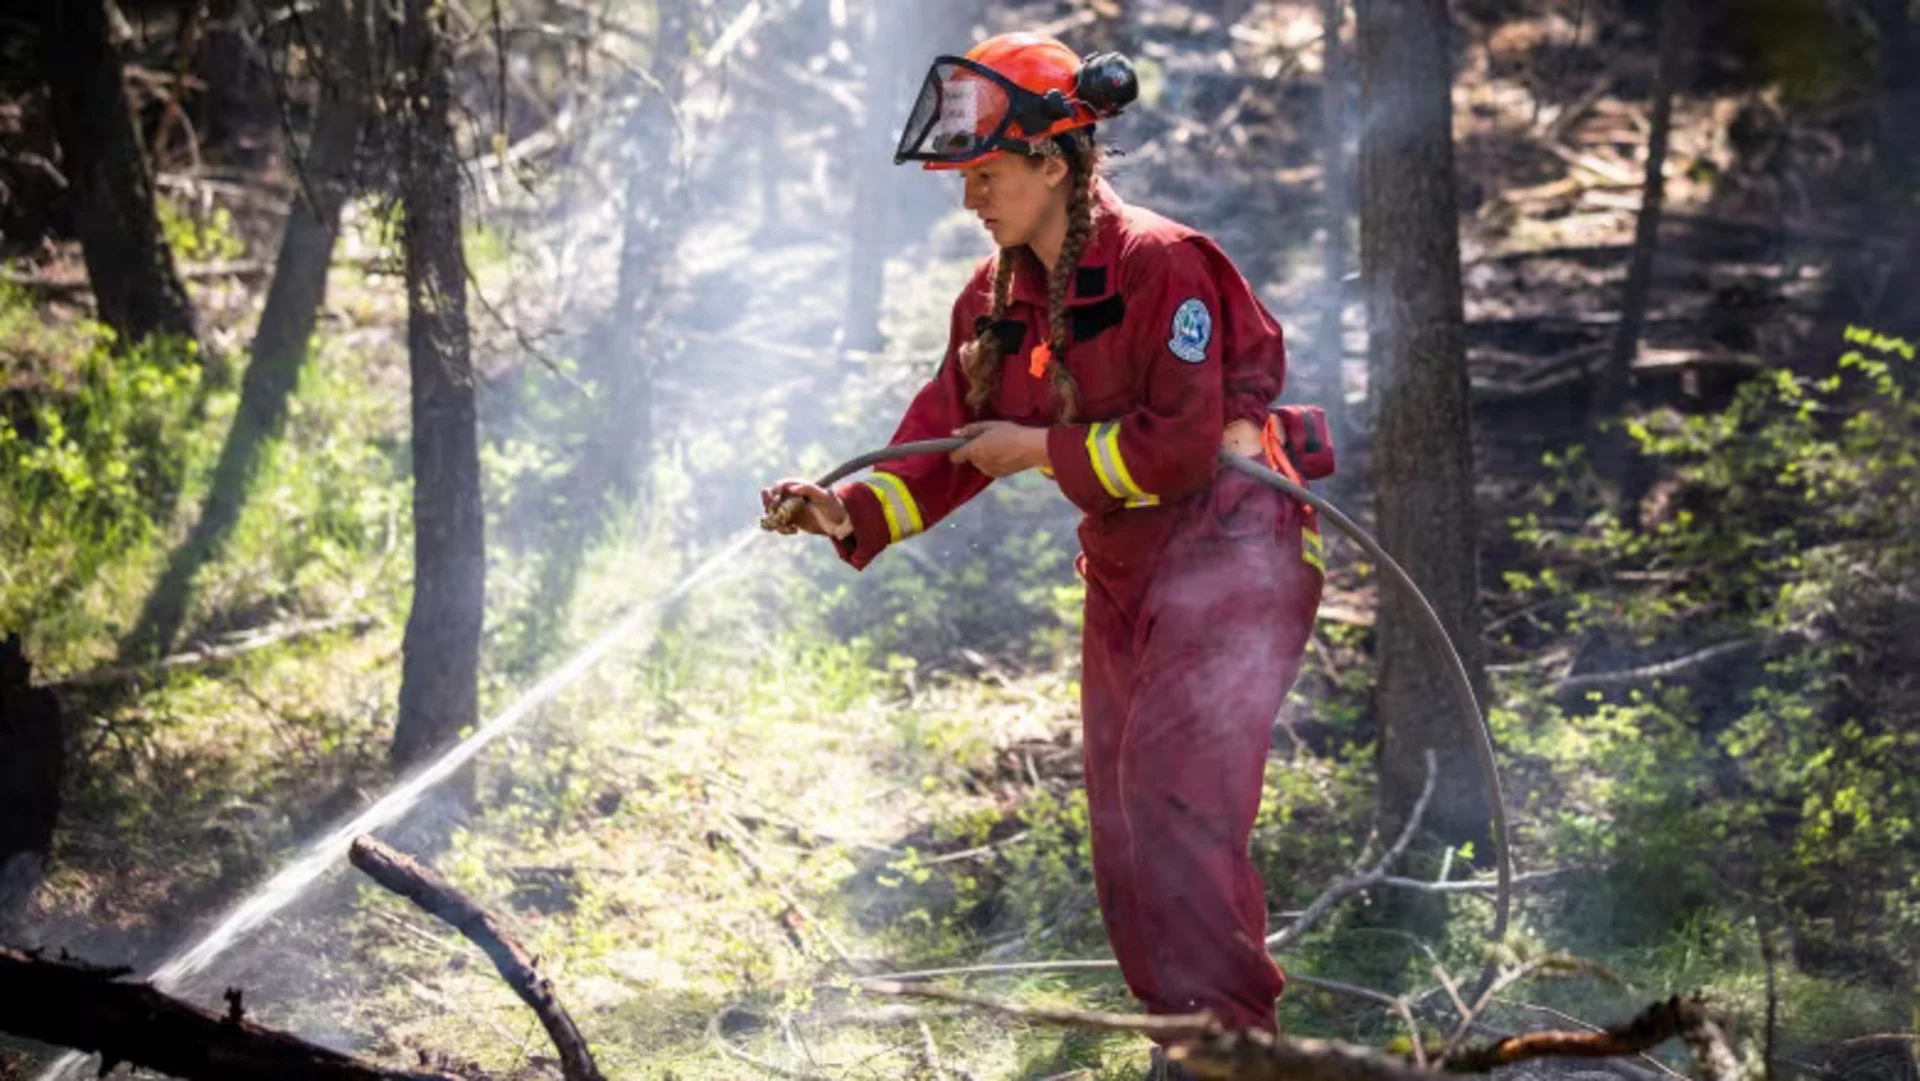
4, 0, 1917, 1079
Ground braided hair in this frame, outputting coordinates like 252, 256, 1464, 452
956, 130, 1102, 421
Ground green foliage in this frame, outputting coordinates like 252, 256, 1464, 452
158, 197, 247, 264
0, 311, 208, 650
1499, 326, 1920, 981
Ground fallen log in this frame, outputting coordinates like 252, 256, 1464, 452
348, 835, 605, 1081
0, 947, 465, 1081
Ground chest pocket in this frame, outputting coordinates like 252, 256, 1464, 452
1070, 294, 1126, 344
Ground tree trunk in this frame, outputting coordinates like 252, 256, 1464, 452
36, 0, 199, 347
839, 0, 892, 358
0, 948, 465, 1081
123, 0, 371, 661
1592, 0, 1683, 431
391, 0, 484, 772
1355, 0, 1488, 848
1317, 0, 1353, 450
0, 635, 62, 924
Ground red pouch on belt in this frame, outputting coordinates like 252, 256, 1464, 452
1271, 404, 1336, 481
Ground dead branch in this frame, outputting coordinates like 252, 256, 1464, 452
709, 1007, 838, 1081
1, 259, 272, 291
348, 835, 605, 1081
49, 614, 378, 689
1169, 1028, 1436, 1081
1552, 638, 1766, 695
856, 979, 1216, 1039
0, 947, 465, 1080
1445, 996, 1732, 1076
1267, 750, 1438, 949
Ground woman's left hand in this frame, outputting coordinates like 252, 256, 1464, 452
952, 421, 1051, 478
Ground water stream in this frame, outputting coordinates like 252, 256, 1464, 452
35, 528, 762, 1081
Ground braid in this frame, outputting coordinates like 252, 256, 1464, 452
956, 131, 1103, 420
959, 249, 1017, 415
1044, 133, 1098, 421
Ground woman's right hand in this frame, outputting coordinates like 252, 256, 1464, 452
760, 479, 851, 537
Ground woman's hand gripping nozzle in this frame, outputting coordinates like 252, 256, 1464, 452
759, 495, 807, 532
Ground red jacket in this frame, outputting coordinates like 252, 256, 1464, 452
834, 179, 1288, 597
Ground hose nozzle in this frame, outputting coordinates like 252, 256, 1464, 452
759, 495, 807, 532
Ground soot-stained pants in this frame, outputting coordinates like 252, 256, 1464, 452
1078, 465, 1323, 1036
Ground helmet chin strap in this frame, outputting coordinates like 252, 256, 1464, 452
762, 437, 1514, 945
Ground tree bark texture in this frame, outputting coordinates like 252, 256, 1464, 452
349, 836, 604, 1081
0, 948, 465, 1081
36, 0, 199, 346
1355, 0, 1490, 847
125, 0, 372, 661
0, 635, 62, 921
391, 0, 484, 772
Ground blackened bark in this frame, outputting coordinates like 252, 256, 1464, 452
36, 0, 198, 346
1355, 0, 1489, 847
1594, 0, 1684, 427
0, 634, 62, 920
0, 948, 465, 1081
124, 0, 371, 661
390, 0, 484, 771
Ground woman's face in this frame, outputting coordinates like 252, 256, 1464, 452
960, 153, 1070, 250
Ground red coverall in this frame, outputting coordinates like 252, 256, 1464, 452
832, 179, 1324, 1034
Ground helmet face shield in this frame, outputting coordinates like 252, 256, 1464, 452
896, 57, 1040, 166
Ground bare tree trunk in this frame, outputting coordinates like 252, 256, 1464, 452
1355, 0, 1488, 848
1593, 0, 1683, 429
37, 0, 199, 347
0, 948, 465, 1081
390, 0, 484, 772
0, 635, 62, 925
124, 0, 371, 661
839, 0, 892, 358
1318, 0, 1353, 449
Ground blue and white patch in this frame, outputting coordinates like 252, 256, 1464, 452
1167, 298, 1212, 363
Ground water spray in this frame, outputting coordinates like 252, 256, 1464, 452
33, 529, 758, 1081
763, 437, 1513, 940
37, 441, 1505, 1081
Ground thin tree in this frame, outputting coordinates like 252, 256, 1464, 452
389, 0, 484, 771
1591, 0, 1684, 458
123, 0, 373, 660
1318, 0, 1354, 450
35, 0, 198, 347
1355, 0, 1489, 847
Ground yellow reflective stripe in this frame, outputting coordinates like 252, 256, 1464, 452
868, 472, 924, 541
862, 481, 902, 543
1085, 424, 1124, 499
1100, 422, 1153, 503
1302, 526, 1326, 572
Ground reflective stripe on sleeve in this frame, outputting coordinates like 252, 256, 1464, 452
867, 471, 924, 543
1088, 421, 1158, 507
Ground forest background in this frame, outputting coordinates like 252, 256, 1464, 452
0, 0, 1917, 1078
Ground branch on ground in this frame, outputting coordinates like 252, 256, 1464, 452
0, 947, 465, 1081
1446, 995, 1738, 1081
1268, 749, 1438, 949
348, 834, 606, 1081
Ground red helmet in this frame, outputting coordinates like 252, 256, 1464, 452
895, 32, 1137, 171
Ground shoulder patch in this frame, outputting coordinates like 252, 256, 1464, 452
1168, 297, 1212, 363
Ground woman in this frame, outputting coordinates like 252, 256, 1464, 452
761, 32, 1327, 1055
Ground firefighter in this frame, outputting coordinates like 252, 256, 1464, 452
761, 32, 1330, 1066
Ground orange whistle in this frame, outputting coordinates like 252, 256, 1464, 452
1028, 342, 1053, 379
